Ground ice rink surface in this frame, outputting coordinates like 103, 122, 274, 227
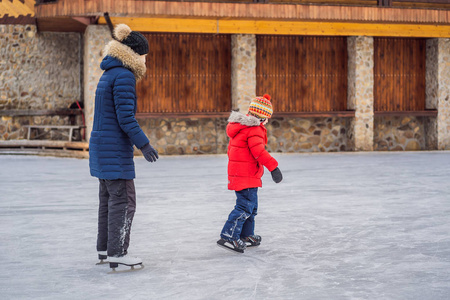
1, 152, 450, 300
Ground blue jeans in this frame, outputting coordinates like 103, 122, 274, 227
220, 188, 258, 241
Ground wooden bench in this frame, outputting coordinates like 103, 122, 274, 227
0, 140, 89, 158
23, 125, 86, 142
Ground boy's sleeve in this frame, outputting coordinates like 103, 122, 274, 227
112, 71, 150, 149
248, 128, 278, 172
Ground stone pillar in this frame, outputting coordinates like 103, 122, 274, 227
425, 39, 439, 150
231, 34, 256, 113
83, 25, 111, 141
426, 38, 450, 150
347, 36, 374, 151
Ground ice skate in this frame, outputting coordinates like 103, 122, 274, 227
217, 238, 246, 253
96, 251, 108, 265
242, 235, 262, 247
108, 255, 144, 273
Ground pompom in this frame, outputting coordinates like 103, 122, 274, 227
263, 94, 271, 101
114, 24, 132, 41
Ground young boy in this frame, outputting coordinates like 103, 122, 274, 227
217, 94, 283, 253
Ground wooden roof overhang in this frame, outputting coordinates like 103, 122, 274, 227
0, 0, 35, 25
35, 0, 450, 37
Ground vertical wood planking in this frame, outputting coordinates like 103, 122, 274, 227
374, 38, 379, 111
416, 38, 424, 110
256, 35, 347, 112
374, 37, 426, 112
136, 33, 231, 113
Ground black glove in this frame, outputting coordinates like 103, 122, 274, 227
271, 167, 283, 183
140, 143, 159, 162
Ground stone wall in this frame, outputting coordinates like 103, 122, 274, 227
425, 38, 450, 150
0, 116, 81, 141
425, 117, 438, 150
266, 117, 351, 152
231, 34, 256, 113
2, 27, 449, 154
136, 116, 351, 155
374, 116, 427, 151
373, 38, 450, 152
436, 39, 450, 150
136, 118, 353, 155
347, 36, 374, 151
0, 25, 81, 140
83, 25, 112, 141
425, 39, 439, 150
426, 39, 439, 110
137, 118, 228, 155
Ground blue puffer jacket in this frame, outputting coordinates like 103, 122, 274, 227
89, 53, 149, 180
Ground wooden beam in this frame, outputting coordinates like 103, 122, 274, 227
0, 109, 82, 116
99, 16, 450, 38
395, 0, 450, 3
274, 111, 356, 118
374, 110, 438, 116
72, 16, 97, 26
136, 112, 230, 119
36, 17, 88, 32
36, 1, 450, 25
218, 20, 450, 37
393, 1, 450, 9
135, 111, 357, 118
0, 140, 89, 149
103, 17, 218, 34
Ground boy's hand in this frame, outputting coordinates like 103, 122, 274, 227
271, 167, 283, 183
140, 143, 159, 162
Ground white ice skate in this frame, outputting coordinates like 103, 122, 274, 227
96, 251, 108, 265
108, 255, 144, 273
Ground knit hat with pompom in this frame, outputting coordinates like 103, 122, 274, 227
248, 94, 273, 120
113, 24, 149, 55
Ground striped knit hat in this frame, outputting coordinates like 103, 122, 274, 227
248, 94, 273, 120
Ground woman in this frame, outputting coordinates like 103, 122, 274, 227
89, 24, 158, 270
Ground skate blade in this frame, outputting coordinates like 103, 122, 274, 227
217, 241, 245, 253
107, 263, 144, 274
96, 260, 109, 265
244, 243, 260, 248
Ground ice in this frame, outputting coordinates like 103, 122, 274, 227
1, 152, 450, 299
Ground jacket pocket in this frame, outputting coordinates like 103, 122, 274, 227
255, 162, 264, 178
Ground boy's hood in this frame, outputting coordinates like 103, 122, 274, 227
226, 111, 261, 138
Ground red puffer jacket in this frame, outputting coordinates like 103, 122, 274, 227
227, 112, 278, 191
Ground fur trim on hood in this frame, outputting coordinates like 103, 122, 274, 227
228, 111, 261, 127
103, 40, 146, 81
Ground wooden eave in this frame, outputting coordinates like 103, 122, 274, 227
35, 1, 450, 24
0, 0, 35, 25
35, 1, 450, 36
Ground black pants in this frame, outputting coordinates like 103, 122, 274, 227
96, 179, 136, 257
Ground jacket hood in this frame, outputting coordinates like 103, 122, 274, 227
228, 111, 261, 126
101, 40, 146, 81
100, 55, 123, 71
226, 111, 262, 138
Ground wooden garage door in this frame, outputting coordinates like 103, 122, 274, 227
136, 33, 231, 114
374, 38, 426, 112
256, 35, 348, 113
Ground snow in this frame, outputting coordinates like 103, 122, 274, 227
1, 152, 450, 299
